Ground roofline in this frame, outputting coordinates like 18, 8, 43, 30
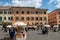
49, 9, 60, 14
11, 6, 48, 11
0, 6, 48, 11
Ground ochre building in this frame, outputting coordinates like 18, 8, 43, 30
0, 6, 48, 26
48, 9, 60, 26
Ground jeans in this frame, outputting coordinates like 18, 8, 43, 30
10, 36, 14, 40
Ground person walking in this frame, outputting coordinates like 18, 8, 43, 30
37, 26, 39, 30
42, 27, 48, 34
45, 27, 48, 34
9, 28, 15, 40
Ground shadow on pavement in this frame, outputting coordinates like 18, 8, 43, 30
37, 32, 42, 35
37, 32, 49, 35
0, 39, 3, 40
0, 37, 10, 40
2, 37, 16, 40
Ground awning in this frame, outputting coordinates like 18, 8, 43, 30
6, 25, 12, 28
44, 25, 51, 27
13, 22, 27, 27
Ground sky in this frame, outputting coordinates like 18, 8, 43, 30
0, 0, 60, 13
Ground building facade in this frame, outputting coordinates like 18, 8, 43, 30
0, 6, 48, 26
48, 9, 60, 26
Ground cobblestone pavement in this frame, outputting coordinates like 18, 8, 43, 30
0, 30, 60, 40
0, 30, 5, 40
26, 30, 60, 40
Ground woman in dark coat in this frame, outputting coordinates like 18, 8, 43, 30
42, 27, 48, 34
9, 28, 15, 40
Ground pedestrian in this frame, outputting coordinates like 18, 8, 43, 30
25, 27, 28, 32
3, 25, 7, 32
9, 28, 15, 40
53, 27, 56, 32
45, 27, 48, 34
37, 26, 39, 30
42, 27, 45, 34
41, 26, 42, 30
42, 27, 48, 34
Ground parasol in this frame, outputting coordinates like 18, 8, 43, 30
13, 22, 27, 27
6, 25, 12, 28
44, 25, 51, 27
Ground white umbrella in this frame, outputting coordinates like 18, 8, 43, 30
6, 25, 12, 28
13, 22, 27, 26
0, 25, 2, 28
44, 25, 51, 27
53, 25, 59, 27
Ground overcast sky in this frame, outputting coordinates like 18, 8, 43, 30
0, 0, 60, 13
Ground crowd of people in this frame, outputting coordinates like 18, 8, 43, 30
24, 26, 48, 34
2, 26, 26, 40
9, 27, 16, 40
42, 27, 48, 34
1, 25, 60, 40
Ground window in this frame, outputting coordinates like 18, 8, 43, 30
36, 17, 38, 20
4, 11, 7, 14
44, 11, 46, 14
22, 11, 24, 14
59, 21, 60, 22
16, 17, 19, 20
44, 17, 47, 21
11, 17, 13, 20
12, 11, 14, 14
36, 12, 38, 14
44, 22, 47, 25
54, 17, 56, 19
40, 22, 42, 24
39, 11, 42, 14
16, 11, 19, 14
21, 17, 24, 20
40, 17, 42, 20
27, 17, 30, 21
8, 17, 10, 20
31, 17, 34, 20
59, 16, 60, 19
0, 17, 2, 21
31, 12, 34, 14
8, 11, 11, 14
27, 11, 29, 14
59, 12, 60, 14
0, 11, 3, 14
4, 17, 6, 20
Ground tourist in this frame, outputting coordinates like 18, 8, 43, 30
3, 26, 7, 32
45, 27, 48, 34
37, 26, 39, 30
9, 28, 15, 40
42, 27, 48, 34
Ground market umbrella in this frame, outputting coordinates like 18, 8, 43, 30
0, 25, 2, 28
13, 22, 27, 27
44, 25, 51, 27
6, 25, 12, 28
53, 25, 59, 27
